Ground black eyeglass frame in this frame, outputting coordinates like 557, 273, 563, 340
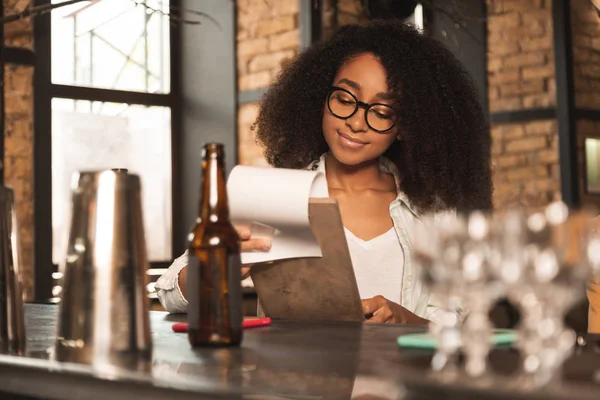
326, 86, 398, 133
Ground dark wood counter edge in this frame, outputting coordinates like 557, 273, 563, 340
0, 355, 240, 400
379, 361, 600, 400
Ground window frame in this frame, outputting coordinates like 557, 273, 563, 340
33, 0, 182, 302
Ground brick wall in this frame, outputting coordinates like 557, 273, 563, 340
236, 0, 369, 167
236, 0, 300, 166
572, 0, 600, 110
3, 0, 35, 300
487, 0, 560, 211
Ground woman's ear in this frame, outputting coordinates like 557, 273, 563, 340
395, 127, 404, 141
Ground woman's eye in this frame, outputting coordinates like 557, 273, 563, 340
336, 96, 354, 105
373, 110, 391, 119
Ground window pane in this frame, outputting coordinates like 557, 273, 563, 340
51, 0, 170, 93
51, 99, 172, 264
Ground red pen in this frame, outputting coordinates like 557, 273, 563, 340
172, 317, 271, 333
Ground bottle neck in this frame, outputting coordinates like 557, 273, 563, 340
199, 153, 229, 222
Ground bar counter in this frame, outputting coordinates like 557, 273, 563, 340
1, 304, 599, 400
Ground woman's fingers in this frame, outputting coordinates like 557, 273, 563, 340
240, 237, 272, 252
235, 224, 252, 240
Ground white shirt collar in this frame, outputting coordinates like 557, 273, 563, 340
308, 153, 421, 218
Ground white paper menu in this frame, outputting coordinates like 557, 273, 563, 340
227, 165, 329, 265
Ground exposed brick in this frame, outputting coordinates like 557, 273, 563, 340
573, 34, 593, 48
547, 77, 556, 94
504, 52, 546, 69
488, 69, 520, 85
487, 40, 520, 57
269, 29, 300, 51
487, 57, 503, 72
255, 16, 296, 37
238, 71, 271, 91
3, 0, 33, 49
520, 189, 553, 207
524, 178, 559, 193
521, 9, 552, 26
4, 156, 32, 181
525, 120, 556, 136
580, 64, 600, 79
504, 166, 548, 182
248, 50, 295, 73
523, 94, 555, 108
495, 124, 525, 140
238, 37, 268, 57
488, 86, 500, 102
573, 23, 600, 37
489, 97, 523, 112
519, 35, 553, 52
522, 64, 555, 80
237, 0, 271, 27
537, 149, 559, 164
500, 79, 545, 97
4, 61, 34, 301
574, 4, 600, 22
237, 29, 250, 41
238, 103, 260, 125
505, 136, 548, 153
577, 92, 600, 109
491, 139, 504, 155
573, 48, 592, 62
271, 0, 300, 16
237, 0, 300, 167
488, 13, 522, 31
501, 0, 543, 12
496, 154, 527, 168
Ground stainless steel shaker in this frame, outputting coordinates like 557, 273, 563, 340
54, 170, 151, 369
0, 186, 26, 355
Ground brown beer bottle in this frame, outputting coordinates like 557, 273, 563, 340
187, 143, 243, 347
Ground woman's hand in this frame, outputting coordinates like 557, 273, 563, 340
361, 295, 428, 325
235, 224, 271, 278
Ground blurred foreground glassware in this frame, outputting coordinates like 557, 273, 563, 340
498, 202, 593, 388
414, 211, 505, 380
54, 170, 152, 372
412, 212, 464, 377
459, 211, 505, 379
0, 186, 26, 355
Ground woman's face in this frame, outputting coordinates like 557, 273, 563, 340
322, 53, 400, 167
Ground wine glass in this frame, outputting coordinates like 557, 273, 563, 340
459, 211, 505, 379
497, 202, 594, 388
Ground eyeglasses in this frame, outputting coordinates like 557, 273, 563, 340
327, 86, 398, 133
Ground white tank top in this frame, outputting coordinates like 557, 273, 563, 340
344, 227, 404, 304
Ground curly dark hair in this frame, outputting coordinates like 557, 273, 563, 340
253, 20, 492, 213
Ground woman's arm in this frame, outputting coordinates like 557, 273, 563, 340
155, 251, 190, 313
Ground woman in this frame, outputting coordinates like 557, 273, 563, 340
155, 20, 492, 324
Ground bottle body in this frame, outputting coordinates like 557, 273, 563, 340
187, 144, 243, 347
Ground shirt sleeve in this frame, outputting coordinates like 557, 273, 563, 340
154, 250, 189, 314
415, 209, 465, 325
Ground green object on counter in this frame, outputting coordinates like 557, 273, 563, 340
397, 329, 517, 350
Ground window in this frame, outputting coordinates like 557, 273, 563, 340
48, 0, 176, 270
51, 99, 172, 263
51, 0, 170, 93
